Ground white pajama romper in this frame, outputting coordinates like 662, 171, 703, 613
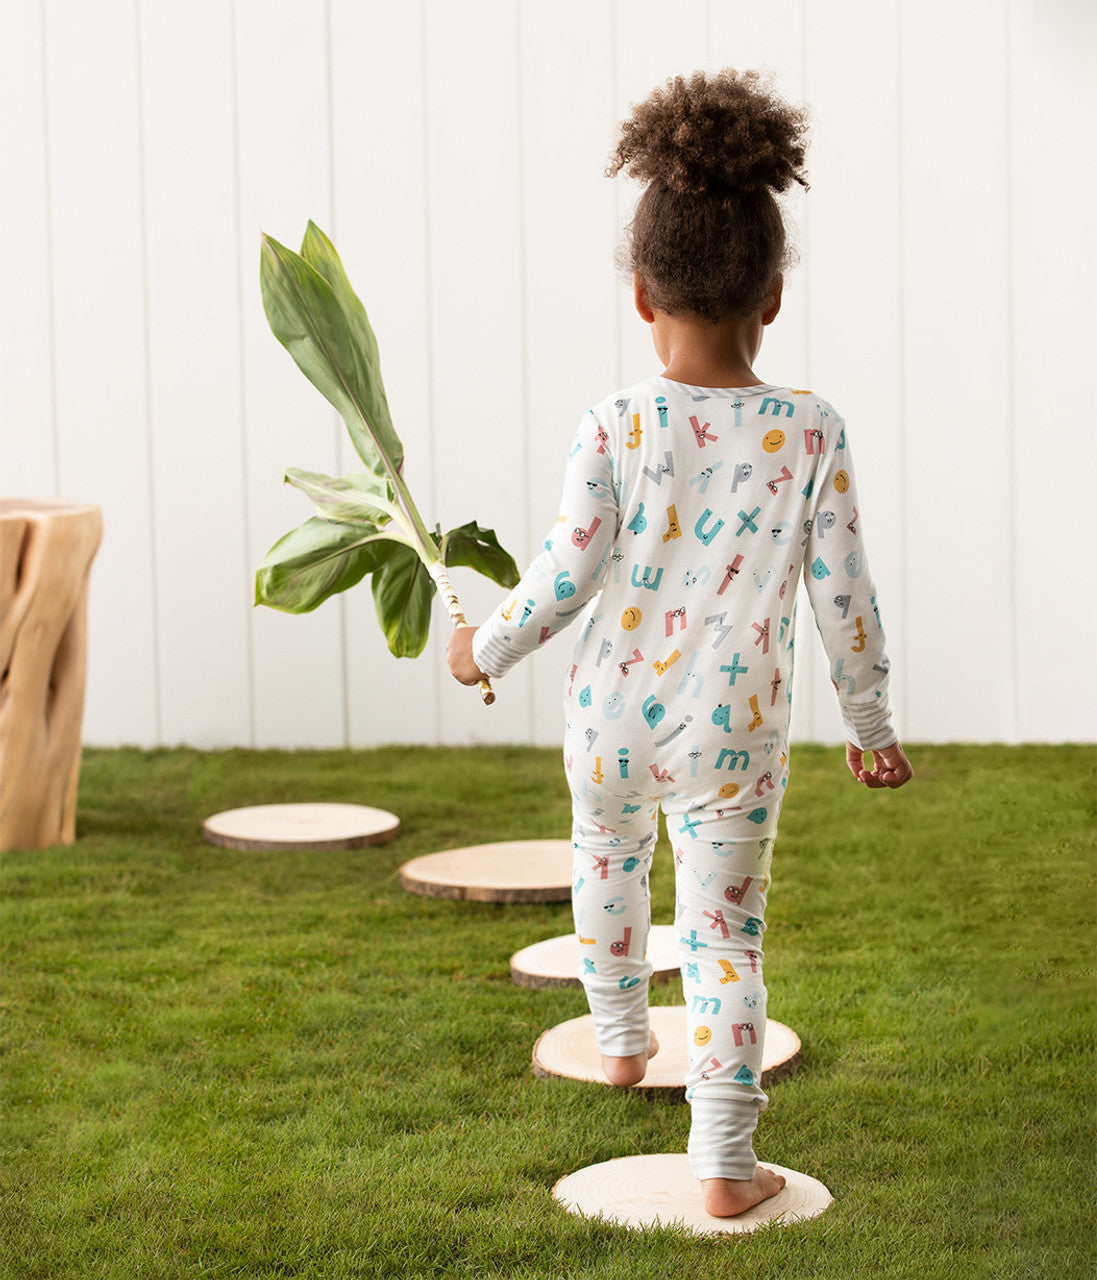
473, 376, 896, 1180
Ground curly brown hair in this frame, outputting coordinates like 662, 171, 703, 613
608, 69, 809, 322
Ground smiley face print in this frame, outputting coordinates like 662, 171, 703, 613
621, 606, 642, 631
762, 428, 785, 453
694, 1025, 712, 1047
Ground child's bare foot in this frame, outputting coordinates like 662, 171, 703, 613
701, 1166, 786, 1217
601, 1031, 659, 1086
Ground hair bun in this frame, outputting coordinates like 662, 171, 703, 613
609, 69, 808, 197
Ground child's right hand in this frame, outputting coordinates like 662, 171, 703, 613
446, 625, 488, 686
846, 741, 913, 789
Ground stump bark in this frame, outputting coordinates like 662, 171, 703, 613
0, 499, 102, 850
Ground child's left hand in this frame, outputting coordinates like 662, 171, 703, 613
446, 625, 488, 686
846, 740, 913, 789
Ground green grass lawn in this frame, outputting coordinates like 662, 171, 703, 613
1, 743, 1093, 1279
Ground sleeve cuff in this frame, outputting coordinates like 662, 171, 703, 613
840, 691, 897, 751
472, 625, 526, 680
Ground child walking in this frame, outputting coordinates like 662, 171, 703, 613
448, 69, 912, 1218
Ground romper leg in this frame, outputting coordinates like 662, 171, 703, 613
568, 771, 660, 1059
667, 797, 779, 1181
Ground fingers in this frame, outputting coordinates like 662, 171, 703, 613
873, 743, 914, 788
845, 741, 914, 788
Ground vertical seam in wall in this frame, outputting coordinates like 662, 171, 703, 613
39, 0, 61, 498
419, 0, 440, 744
514, 0, 535, 737
133, 0, 164, 744
1003, 0, 1019, 741
229, 0, 257, 747
611, 0, 622, 390
895, 0, 910, 728
324, 0, 350, 748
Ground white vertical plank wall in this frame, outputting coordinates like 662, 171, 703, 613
43, 0, 160, 746
802, 0, 905, 744
234, 0, 345, 748
900, 0, 1013, 742
518, 0, 620, 745
0, 4, 56, 497
3, 0, 1092, 749
139, 0, 253, 746
329, 0, 438, 749
1009, 0, 1097, 741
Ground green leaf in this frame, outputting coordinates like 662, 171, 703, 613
260, 232, 404, 480
371, 543, 436, 658
255, 517, 400, 614
283, 468, 401, 527
441, 521, 521, 589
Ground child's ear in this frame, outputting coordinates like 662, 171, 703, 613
761, 275, 783, 326
633, 273, 656, 323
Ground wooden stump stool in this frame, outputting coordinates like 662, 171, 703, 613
203, 802, 400, 851
0, 499, 102, 850
532, 1006, 802, 1095
399, 840, 573, 903
511, 924, 680, 989
553, 1154, 832, 1235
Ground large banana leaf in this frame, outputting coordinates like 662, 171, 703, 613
256, 224, 520, 676
260, 229, 405, 484
371, 544, 435, 659
255, 516, 400, 614
283, 468, 401, 527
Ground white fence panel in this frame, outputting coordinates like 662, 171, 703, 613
234, 0, 345, 748
329, 0, 440, 749
423, 0, 533, 747
1009, 0, 1097, 741
900, 0, 1014, 742
518, 0, 620, 746
44, 0, 159, 746
139, 0, 253, 747
1, 0, 1092, 749
801, 0, 906, 746
0, 2, 55, 498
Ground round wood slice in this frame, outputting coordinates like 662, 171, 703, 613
532, 1007, 801, 1094
553, 1154, 832, 1235
510, 924, 680, 989
202, 802, 400, 851
399, 839, 573, 903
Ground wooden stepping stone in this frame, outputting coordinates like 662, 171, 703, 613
202, 802, 399, 851
399, 839, 573, 903
511, 924, 680, 989
532, 1006, 801, 1094
553, 1153, 832, 1235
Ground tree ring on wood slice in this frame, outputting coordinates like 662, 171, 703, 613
553, 1154, 832, 1234
510, 924, 680, 989
532, 1007, 802, 1095
202, 802, 400, 851
398, 839, 573, 903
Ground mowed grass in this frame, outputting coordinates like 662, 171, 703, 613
0, 743, 1093, 1279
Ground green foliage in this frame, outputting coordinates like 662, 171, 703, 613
1, 744, 1094, 1278
256, 224, 519, 655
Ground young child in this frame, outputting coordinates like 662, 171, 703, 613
447, 69, 912, 1218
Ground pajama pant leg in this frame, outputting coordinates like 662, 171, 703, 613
568, 773, 660, 1058
666, 796, 779, 1181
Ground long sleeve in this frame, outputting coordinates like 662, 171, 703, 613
473, 408, 619, 679
802, 413, 897, 749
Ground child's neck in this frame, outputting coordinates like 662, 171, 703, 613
652, 309, 768, 390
